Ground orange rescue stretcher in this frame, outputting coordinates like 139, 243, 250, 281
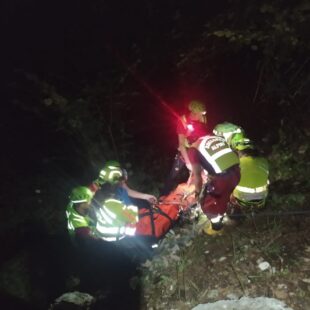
135, 183, 196, 239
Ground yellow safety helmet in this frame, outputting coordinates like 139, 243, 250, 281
188, 100, 206, 114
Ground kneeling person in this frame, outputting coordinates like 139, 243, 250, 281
66, 186, 98, 243
228, 133, 269, 216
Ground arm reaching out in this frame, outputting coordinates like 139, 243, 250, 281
122, 182, 157, 203
187, 147, 203, 196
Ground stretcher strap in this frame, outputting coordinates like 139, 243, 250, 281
139, 205, 176, 236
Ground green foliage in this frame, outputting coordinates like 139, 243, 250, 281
269, 192, 306, 208
267, 122, 310, 210
269, 127, 310, 184
0, 251, 32, 302
175, 0, 310, 126
40, 78, 132, 167
124, 148, 170, 194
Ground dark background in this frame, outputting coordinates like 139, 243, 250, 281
1, 0, 309, 308
3, 0, 268, 169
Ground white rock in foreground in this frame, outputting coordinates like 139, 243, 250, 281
192, 297, 293, 310
258, 261, 271, 271
49, 291, 95, 309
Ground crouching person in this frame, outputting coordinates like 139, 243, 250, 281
95, 182, 139, 246
65, 186, 143, 302
66, 186, 98, 244
97, 175, 156, 262
66, 186, 115, 290
93, 160, 157, 209
212, 123, 270, 220
227, 133, 270, 220
188, 135, 240, 235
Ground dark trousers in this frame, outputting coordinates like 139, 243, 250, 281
160, 152, 189, 196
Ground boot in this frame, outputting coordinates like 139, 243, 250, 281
203, 221, 223, 236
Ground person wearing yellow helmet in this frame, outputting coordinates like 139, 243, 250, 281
66, 184, 153, 254
179, 100, 208, 166
66, 182, 140, 243
98, 160, 157, 205
227, 132, 254, 151
212, 124, 270, 218
66, 186, 98, 242
90, 179, 139, 243
66, 185, 152, 297
226, 133, 270, 218
161, 100, 209, 196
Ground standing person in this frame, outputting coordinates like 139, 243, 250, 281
161, 100, 209, 196
188, 135, 240, 235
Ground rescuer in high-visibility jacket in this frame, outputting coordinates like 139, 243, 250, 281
161, 100, 209, 196
66, 185, 139, 243
65, 186, 144, 296
66, 186, 98, 242
91, 163, 138, 241
94, 161, 157, 255
213, 122, 270, 213
94, 160, 157, 207
227, 132, 269, 215
95, 196, 139, 242
188, 135, 241, 235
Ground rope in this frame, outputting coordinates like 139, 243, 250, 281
231, 209, 310, 218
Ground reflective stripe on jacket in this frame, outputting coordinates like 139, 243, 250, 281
233, 156, 269, 202
198, 135, 239, 174
95, 198, 138, 242
66, 203, 97, 237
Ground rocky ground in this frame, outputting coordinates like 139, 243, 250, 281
2, 179, 310, 310
140, 211, 310, 310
